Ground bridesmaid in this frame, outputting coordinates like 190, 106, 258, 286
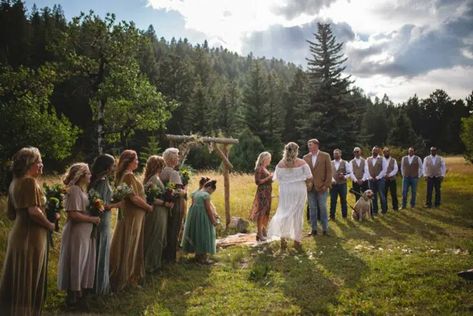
0, 147, 56, 316
58, 163, 101, 307
89, 154, 120, 295
250, 152, 273, 241
161, 148, 187, 263
143, 155, 174, 273
181, 180, 218, 264
109, 150, 152, 292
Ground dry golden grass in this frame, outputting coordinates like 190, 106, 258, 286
445, 156, 473, 175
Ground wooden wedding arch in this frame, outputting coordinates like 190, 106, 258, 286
165, 134, 239, 228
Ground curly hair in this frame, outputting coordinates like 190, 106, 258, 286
163, 148, 179, 166
283, 142, 299, 165
143, 155, 165, 185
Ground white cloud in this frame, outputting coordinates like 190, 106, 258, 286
354, 66, 473, 103
147, 0, 300, 52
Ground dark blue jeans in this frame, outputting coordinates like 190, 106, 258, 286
368, 178, 387, 214
426, 177, 442, 207
330, 183, 348, 218
402, 177, 418, 208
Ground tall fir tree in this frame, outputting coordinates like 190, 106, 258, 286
243, 62, 268, 143
299, 23, 355, 153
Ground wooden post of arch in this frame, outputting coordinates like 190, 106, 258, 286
165, 134, 239, 228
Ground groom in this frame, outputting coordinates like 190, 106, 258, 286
303, 138, 332, 236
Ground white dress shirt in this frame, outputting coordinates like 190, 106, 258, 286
311, 151, 319, 167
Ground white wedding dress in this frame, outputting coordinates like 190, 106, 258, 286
268, 163, 312, 242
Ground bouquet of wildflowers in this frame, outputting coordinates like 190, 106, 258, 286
162, 182, 178, 203
111, 183, 133, 203
88, 189, 105, 238
43, 183, 66, 247
145, 183, 164, 204
179, 165, 193, 186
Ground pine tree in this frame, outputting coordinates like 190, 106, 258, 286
243, 62, 268, 143
284, 68, 306, 143
299, 23, 355, 153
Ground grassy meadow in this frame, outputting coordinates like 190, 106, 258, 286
0, 157, 473, 315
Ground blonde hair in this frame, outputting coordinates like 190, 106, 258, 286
283, 142, 299, 164
63, 163, 89, 186
11, 147, 41, 178
144, 155, 165, 184
254, 152, 271, 170
116, 150, 137, 183
163, 147, 179, 166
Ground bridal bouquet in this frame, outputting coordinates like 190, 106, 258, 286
88, 189, 105, 238
43, 183, 66, 247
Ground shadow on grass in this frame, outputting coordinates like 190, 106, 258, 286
81, 256, 212, 315
249, 237, 368, 315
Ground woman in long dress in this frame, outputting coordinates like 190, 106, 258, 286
89, 154, 120, 295
268, 142, 312, 250
161, 148, 187, 263
143, 155, 174, 273
249, 152, 273, 241
109, 150, 152, 292
58, 163, 101, 307
0, 147, 56, 316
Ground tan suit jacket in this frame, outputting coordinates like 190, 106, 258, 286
303, 151, 333, 192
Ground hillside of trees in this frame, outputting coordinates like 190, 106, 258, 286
1, 0, 472, 190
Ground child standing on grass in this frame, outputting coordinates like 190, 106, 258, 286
181, 180, 218, 264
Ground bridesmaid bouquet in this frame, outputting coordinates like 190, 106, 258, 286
88, 189, 105, 238
179, 165, 193, 186
112, 183, 133, 220
145, 183, 163, 204
43, 183, 66, 247
111, 183, 133, 203
162, 182, 178, 202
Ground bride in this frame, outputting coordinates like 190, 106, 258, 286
268, 142, 312, 250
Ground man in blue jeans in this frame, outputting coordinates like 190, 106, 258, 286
330, 149, 352, 220
303, 139, 332, 236
364, 146, 388, 215
400, 147, 423, 209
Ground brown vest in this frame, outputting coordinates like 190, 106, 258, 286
402, 155, 420, 178
331, 160, 347, 184
351, 158, 365, 181
424, 156, 442, 177
367, 156, 383, 178
385, 158, 396, 178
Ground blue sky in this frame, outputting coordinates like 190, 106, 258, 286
24, 0, 473, 103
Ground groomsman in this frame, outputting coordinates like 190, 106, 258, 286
330, 149, 352, 220
304, 138, 332, 236
365, 146, 388, 215
350, 147, 368, 201
383, 147, 399, 211
423, 147, 446, 208
400, 147, 423, 209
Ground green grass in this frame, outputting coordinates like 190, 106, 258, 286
1, 157, 473, 315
